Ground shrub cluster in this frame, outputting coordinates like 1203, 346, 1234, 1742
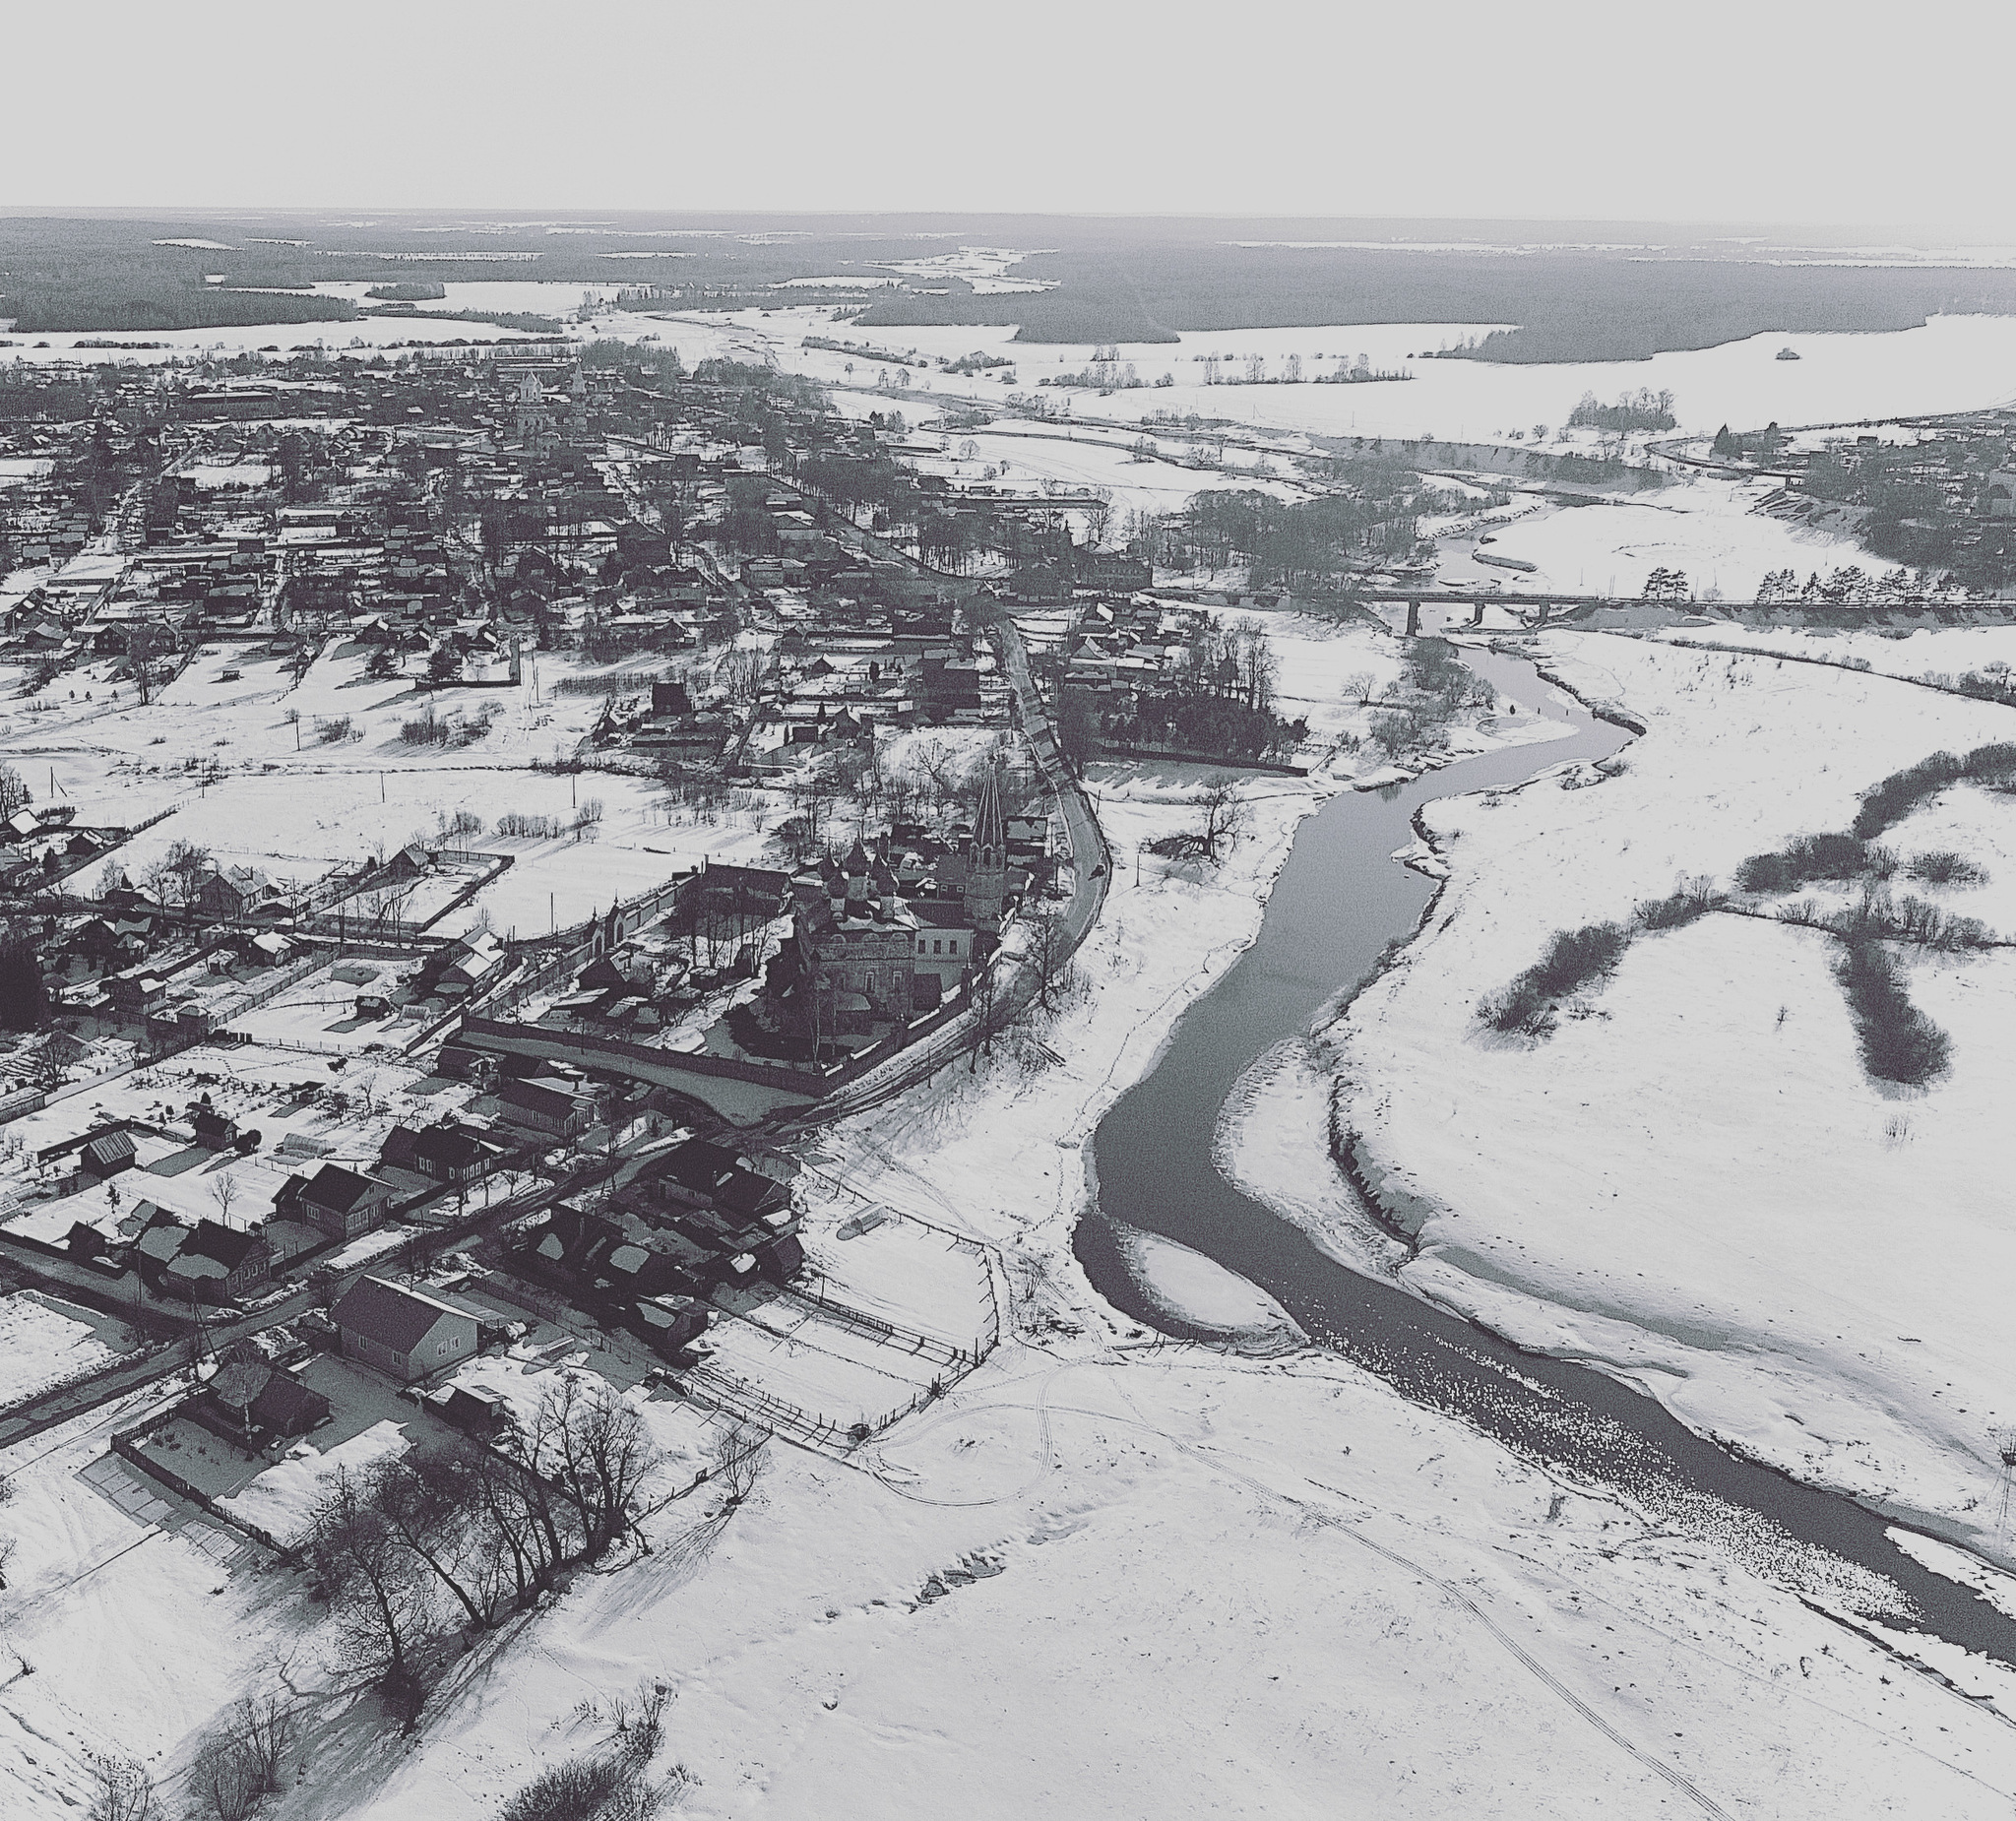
1778, 889, 1989, 952
496, 812, 567, 840
1907, 848, 1989, 887
399, 713, 451, 746
1632, 878, 1719, 930
1480, 921, 1630, 1036
1481, 880, 1731, 1037
1851, 741, 2016, 840
1734, 832, 1878, 894
1834, 941, 1951, 1085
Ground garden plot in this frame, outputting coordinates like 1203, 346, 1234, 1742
436, 1350, 721, 1495
798, 1214, 995, 1353
697, 1295, 940, 1434
227, 960, 417, 1055
0, 1290, 144, 1407
0, 1042, 447, 1254
4, 640, 773, 922
220, 1418, 410, 1543
139, 1353, 431, 1508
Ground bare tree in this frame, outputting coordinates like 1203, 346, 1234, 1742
185, 1693, 295, 1821
209, 1172, 237, 1224
542, 1374, 661, 1561
711, 1424, 769, 1513
84, 1752, 156, 1821
189, 1730, 259, 1821
227, 1691, 298, 1798
471, 1442, 569, 1609
28, 1040, 65, 1096
160, 840, 213, 920
306, 1468, 434, 1716
1027, 910, 1069, 1012
124, 622, 166, 708
366, 1453, 508, 1633
1196, 779, 1248, 861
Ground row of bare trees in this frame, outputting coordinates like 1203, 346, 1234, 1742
306, 1376, 662, 1716
77, 1402, 762, 1818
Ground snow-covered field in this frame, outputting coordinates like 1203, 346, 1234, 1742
1445, 475, 1880, 602
0, 1291, 139, 1406
701, 304, 2016, 446
1259, 634, 2016, 1562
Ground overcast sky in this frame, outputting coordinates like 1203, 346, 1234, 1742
8, 0, 2013, 233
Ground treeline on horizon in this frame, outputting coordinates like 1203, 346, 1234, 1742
16, 215, 2016, 360
0, 215, 951, 335
856, 244, 2016, 361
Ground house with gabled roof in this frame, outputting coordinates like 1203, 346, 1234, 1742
496, 1076, 588, 1139
194, 864, 276, 921
143, 1217, 273, 1304
331, 1277, 480, 1382
274, 1162, 388, 1240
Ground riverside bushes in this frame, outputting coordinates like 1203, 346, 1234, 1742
1480, 921, 1629, 1036
1482, 878, 1727, 1037
1776, 889, 1989, 951
1737, 742, 2012, 894
1848, 740, 2016, 841
1733, 832, 1879, 894
1835, 941, 1951, 1084
1632, 879, 1719, 930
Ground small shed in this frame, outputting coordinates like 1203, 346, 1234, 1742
81, 1129, 137, 1178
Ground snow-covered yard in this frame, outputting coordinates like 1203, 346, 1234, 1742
0, 1291, 144, 1407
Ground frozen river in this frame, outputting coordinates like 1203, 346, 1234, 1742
1079, 644, 2016, 1668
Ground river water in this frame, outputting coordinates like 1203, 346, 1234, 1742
1078, 645, 2016, 1664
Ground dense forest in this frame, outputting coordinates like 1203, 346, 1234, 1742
12, 213, 2016, 360
854, 233, 2016, 362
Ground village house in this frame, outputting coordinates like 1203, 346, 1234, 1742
193, 864, 279, 921
495, 1075, 590, 1140
273, 1162, 388, 1240
330, 1276, 480, 1382
208, 1349, 333, 1441
81, 1128, 137, 1179
410, 1120, 497, 1187
138, 1216, 273, 1305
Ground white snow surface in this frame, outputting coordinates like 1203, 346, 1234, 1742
220, 1419, 410, 1542
1111, 1226, 1305, 1352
